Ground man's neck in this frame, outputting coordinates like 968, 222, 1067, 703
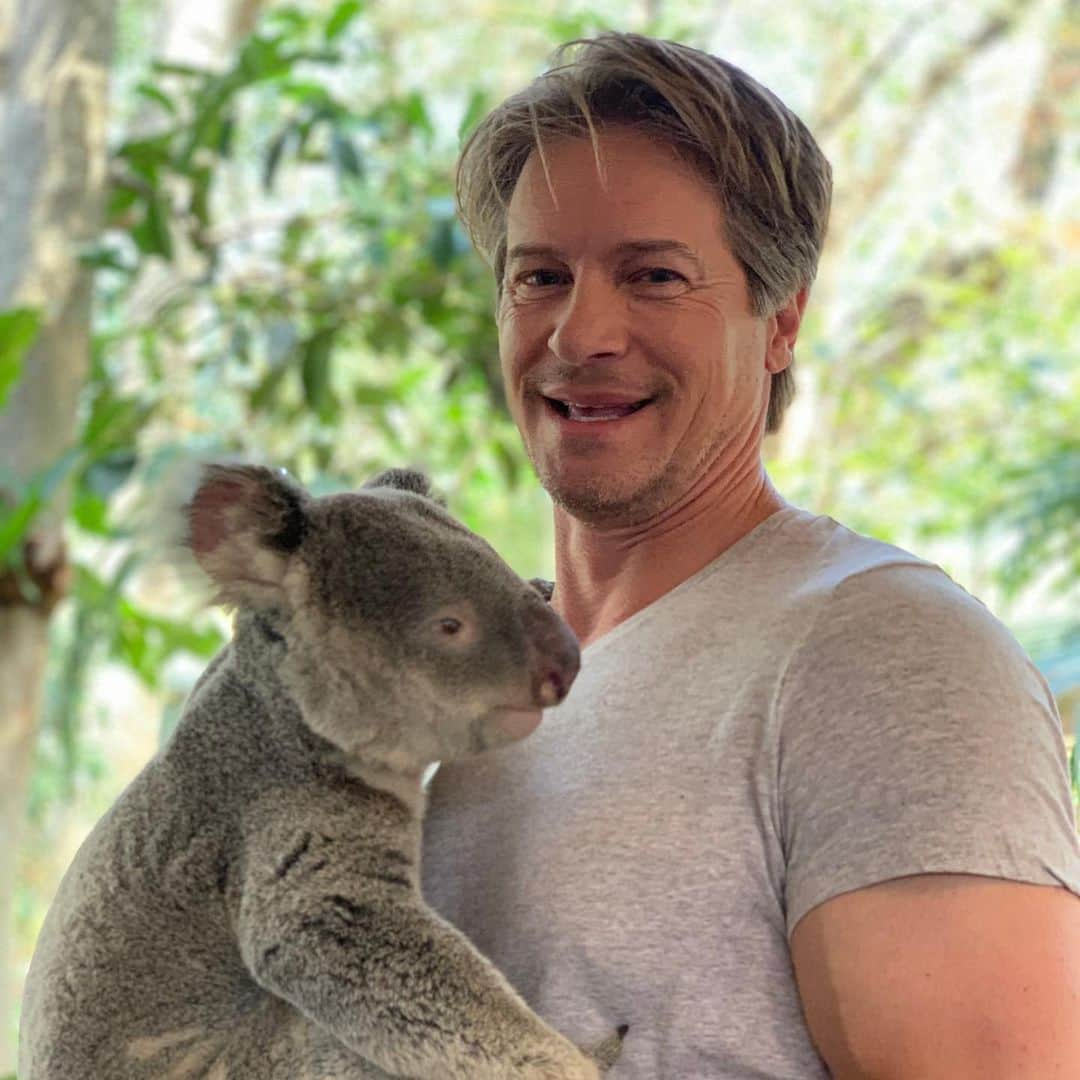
551, 469, 786, 647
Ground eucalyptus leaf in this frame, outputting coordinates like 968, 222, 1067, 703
301, 328, 339, 423
263, 125, 296, 192
134, 81, 176, 115
326, 0, 364, 41
131, 191, 174, 259
78, 244, 136, 274
0, 447, 83, 564
0, 306, 41, 410
330, 129, 364, 180
458, 87, 490, 141
429, 218, 456, 270
151, 60, 208, 78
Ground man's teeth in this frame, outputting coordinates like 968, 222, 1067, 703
560, 402, 647, 421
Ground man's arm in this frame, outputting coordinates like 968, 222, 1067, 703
790, 872, 1080, 1079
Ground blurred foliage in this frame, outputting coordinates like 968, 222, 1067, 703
21, 0, 538, 815
797, 241, 1079, 599
0, 308, 40, 413
4, 0, 1078, 1064
1, 0, 1072, 830
1, 0, 1072, 834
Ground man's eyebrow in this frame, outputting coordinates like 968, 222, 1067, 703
506, 239, 705, 272
506, 243, 564, 263
615, 240, 705, 273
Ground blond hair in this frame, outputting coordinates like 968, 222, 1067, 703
456, 32, 832, 432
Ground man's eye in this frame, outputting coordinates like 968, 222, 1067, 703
635, 267, 686, 285
516, 269, 566, 288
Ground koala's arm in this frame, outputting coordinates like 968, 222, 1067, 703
235, 817, 604, 1080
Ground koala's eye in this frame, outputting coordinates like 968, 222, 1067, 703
428, 603, 478, 648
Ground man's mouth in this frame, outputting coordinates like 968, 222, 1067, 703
544, 396, 655, 422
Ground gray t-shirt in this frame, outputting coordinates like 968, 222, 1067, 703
422, 507, 1080, 1078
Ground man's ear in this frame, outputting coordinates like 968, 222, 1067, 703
765, 286, 809, 375
184, 464, 310, 610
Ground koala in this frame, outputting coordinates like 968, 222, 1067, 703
19, 464, 625, 1080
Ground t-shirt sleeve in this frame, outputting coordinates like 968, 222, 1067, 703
776, 561, 1080, 939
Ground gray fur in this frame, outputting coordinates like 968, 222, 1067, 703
19, 464, 623, 1079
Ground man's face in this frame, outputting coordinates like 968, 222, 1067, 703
498, 128, 796, 525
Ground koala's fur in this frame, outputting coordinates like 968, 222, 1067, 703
19, 464, 623, 1080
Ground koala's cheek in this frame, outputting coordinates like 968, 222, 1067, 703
489, 706, 543, 740
454, 708, 542, 757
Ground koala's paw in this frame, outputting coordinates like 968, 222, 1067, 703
580, 1024, 628, 1073
514, 1024, 626, 1079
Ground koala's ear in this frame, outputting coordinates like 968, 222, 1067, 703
184, 464, 310, 609
362, 467, 446, 506
529, 577, 555, 602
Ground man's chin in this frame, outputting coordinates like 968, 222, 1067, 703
543, 471, 671, 527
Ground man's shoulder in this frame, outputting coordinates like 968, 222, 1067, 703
764, 510, 1012, 651
769, 507, 933, 584
693, 505, 943, 614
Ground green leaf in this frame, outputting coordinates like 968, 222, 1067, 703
229, 323, 251, 366
151, 59, 209, 79
106, 183, 140, 225
0, 306, 41, 409
492, 437, 523, 489
281, 214, 310, 263
71, 490, 110, 534
236, 34, 292, 82
111, 596, 225, 690
134, 81, 177, 115
458, 87, 490, 142
79, 388, 153, 454
325, 0, 364, 41
330, 129, 364, 180
279, 80, 335, 108
301, 328, 339, 422
175, 67, 246, 170
114, 133, 173, 181
79, 244, 136, 274
266, 4, 310, 34
218, 115, 236, 157
353, 382, 399, 407
250, 362, 291, 413
402, 91, 433, 136
263, 125, 296, 191
0, 497, 42, 566
429, 218, 456, 270
0, 447, 82, 564
189, 166, 213, 232
131, 191, 174, 259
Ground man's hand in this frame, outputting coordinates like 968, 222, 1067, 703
790, 873, 1080, 1078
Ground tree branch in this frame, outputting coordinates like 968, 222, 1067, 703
817, 2, 942, 135
1010, 0, 1075, 203
833, 1, 1038, 236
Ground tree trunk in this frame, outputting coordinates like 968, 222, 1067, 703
0, 0, 115, 1068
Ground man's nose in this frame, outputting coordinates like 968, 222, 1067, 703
547, 274, 628, 364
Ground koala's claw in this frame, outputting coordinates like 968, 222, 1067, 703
581, 1024, 628, 1073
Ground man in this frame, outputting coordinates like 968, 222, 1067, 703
422, 32, 1080, 1078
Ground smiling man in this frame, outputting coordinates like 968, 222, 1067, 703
496, 128, 800, 647
422, 33, 1080, 1079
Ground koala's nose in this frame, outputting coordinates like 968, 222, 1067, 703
526, 605, 581, 707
